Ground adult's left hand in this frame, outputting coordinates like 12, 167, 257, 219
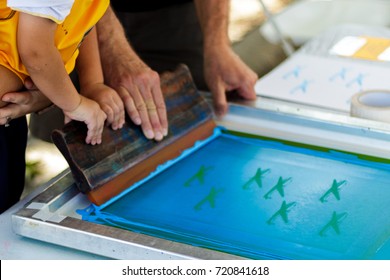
0, 78, 51, 125
203, 45, 258, 116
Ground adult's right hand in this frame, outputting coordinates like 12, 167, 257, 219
0, 78, 52, 125
97, 6, 168, 142
105, 58, 168, 142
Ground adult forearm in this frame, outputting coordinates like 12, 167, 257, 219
96, 6, 142, 82
95, 6, 168, 141
193, 0, 257, 116
194, 0, 230, 49
96, 6, 129, 61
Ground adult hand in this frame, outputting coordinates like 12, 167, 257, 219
203, 45, 258, 116
97, 6, 168, 141
105, 59, 168, 141
0, 78, 51, 125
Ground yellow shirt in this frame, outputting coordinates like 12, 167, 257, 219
0, 0, 109, 81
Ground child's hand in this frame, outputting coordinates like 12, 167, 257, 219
81, 83, 125, 130
63, 96, 107, 145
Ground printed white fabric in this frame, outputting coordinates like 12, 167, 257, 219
7, 0, 75, 23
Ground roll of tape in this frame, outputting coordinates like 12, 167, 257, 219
350, 90, 390, 123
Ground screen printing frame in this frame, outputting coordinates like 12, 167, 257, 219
12, 96, 390, 260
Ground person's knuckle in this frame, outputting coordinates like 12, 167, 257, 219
135, 102, 147, 112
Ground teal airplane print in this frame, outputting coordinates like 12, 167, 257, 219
320, 179, 347, 202
319, 211, 348, 236
267, 200, 297, 224
242, 168, 271, 189
264, 176, 292, 199
184, 165, 213, 187
194, 187, 224, 210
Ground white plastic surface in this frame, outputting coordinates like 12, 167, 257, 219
260, 0, 390, 46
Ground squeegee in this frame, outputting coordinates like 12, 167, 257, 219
52, 64, 216, 205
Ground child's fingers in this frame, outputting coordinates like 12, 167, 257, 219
85, 110, 106, 145
109, 91, 125, 129
101, 104, 114, 126
86, 123, 103, 145
101, 103, 125, 131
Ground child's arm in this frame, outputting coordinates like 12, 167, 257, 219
75, 27, 125, 131
17, 13, 106, 145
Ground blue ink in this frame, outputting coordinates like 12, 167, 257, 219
290, 79, 312, 94
329, 67, 349, 82
346, 73, 368, 89
111, 162, 122, 172
283, 66, 303, 79
78, 127, 390, 260
96, 127, 222, 209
